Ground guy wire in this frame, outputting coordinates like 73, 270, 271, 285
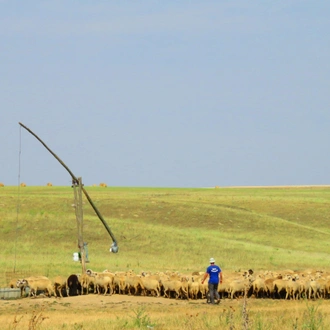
14, 125, 22, 272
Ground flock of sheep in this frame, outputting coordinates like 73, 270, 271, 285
9, 268, 330, 301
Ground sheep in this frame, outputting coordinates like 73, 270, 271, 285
125, 275, 145, 295
11, 279, 25, 297
113, 274, 127, 294
299, 278, 312, 299
273, 278, 291, 299
94, 275, 113, 295
180, 277, 190, 300
9, 278, 19, 288
17, 277, 54, 298
228, 278, 253, 299
53, 275, 69, 298
218, 281, 230, 299
15, 276, 49, 297
252, 277, 267, 298
264, 275, 282, 298
191, 271, 204, 276
285, 279, 301, 300
160, 279, 188, 300
198, 278, 209, 299
188, 279, 200, 299
309, 278, 327, 300
325, 279, 330, 299
67, 274, 81, 296
141, 277, 161, 297
79, 274, 96, 295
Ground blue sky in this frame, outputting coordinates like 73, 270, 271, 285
1, 1, 329, 187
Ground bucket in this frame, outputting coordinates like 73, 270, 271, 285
73, 252, 79, 262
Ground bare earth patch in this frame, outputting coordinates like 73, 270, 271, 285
2, 294, 330, 329
0, 294, 205, 328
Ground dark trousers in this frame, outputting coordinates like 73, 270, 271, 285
208, 283, 220, 303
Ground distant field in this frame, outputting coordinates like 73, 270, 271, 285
1, 185, 330, 329
1, 185, 330, 279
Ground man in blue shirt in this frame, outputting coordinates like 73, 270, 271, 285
201, 257, 223, 304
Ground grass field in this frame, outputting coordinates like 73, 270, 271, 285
1, 185, 330, 329
1, 185, 330, 277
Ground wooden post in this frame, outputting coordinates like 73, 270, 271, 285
73, 177, 86, 274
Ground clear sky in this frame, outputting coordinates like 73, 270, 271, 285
1, 1, 329, 187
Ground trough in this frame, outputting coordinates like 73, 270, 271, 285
0, 288, 21, 299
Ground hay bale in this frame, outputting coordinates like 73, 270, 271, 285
0, 183, 4, 187
20, 183, 26, 187
99, 183, 107, 187
46, 182, 53, 186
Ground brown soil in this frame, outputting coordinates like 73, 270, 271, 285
0, 294, 208, 328
2, 294, 330, 329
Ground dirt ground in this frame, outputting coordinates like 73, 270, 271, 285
2, 293, 330, 329
0, 293, 213, 328
1, 292, 193, 310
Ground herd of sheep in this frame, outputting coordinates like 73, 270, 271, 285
10, 268, 330, 301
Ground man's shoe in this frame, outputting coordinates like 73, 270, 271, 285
216, 299, 221, 304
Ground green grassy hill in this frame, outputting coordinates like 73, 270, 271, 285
1, 186, 330, 284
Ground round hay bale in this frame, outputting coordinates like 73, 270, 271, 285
99, 183, 107, 187
0, 183, 4, 187
46, 182, 53, 186
92, 184, 97, 187
20, 183, 26, 187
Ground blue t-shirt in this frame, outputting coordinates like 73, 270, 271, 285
206, 265, 221, 284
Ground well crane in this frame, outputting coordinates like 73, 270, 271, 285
18, 122, 118, 273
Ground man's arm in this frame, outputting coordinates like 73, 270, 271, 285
219, 271, 223, 283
